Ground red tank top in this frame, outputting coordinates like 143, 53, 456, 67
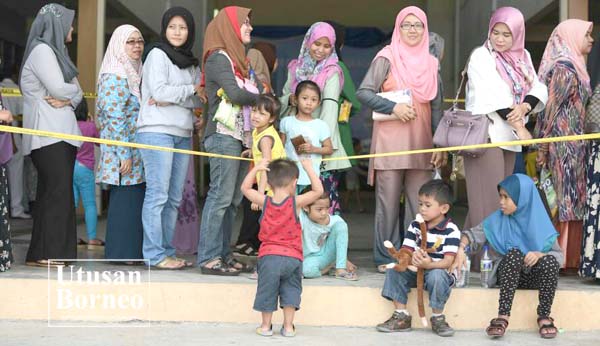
258, 196, 303, 261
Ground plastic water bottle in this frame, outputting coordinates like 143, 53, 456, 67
480, 245, 493, 288
456, 246, 471, 288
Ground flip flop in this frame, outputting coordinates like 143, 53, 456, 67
152, 257, 184, 270
173, 256, 194, 267
87, 239, 105, 251
26, 260, 66, 268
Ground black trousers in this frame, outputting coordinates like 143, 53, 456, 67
26, 142, 77, 262
235, 185, 261, 249
497, 248, 560, 317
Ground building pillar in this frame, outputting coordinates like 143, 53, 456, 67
560, 0, 589, 20
76, 0, 105, 216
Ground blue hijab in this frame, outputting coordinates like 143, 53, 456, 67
483, 174, 558, 255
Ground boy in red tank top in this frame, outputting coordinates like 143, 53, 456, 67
241, 158, 323, 337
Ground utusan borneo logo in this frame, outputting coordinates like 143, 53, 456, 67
47, 260, 151, 327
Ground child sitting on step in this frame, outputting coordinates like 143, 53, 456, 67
301, 193, 358, 280
377, 180, 460, 337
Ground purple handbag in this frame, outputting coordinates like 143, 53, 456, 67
433, 61, 490, 157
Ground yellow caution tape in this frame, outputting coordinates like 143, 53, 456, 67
1, 87, 97, 99
1, 124, 599, 163
0, 125, 252, 161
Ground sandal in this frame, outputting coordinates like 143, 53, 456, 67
173, 256, 193, 267
255, 325, 273, 337
335, 270, 359, 281
77, 238, 88, 247
152, 257, 184, 270
201, 259, 240, 276
486, 317, 509, 337
226, 258, 254, 273
87, 239, 105, 251
280, 324, 296, 337
537, 316, 558, 339
26, 259, 66, 268
232, 243, 257, 257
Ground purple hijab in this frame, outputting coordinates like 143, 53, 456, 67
287, 22, 344, 93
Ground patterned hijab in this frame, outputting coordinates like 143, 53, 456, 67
203, 6, 252, 79
483, 174, 558, 256
375, 6, 438, 103
485, 7, 535, 103
538, 19, 593, 92
98, 25, 143, 99
22, 3, 78, 83
287, 22, 344, 93
143, 7, 199, 69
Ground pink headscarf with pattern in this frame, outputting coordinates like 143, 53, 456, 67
486, 7, 535, 103
98, 24, 143, 99
538, 19, 593, 91
287, 22, 344, 93
375, 6, 438, 103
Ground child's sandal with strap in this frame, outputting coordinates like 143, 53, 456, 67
486, 317, 508, 337
537, 316, 557, 339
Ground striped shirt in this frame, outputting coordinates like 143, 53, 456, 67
401, 218, 461, 261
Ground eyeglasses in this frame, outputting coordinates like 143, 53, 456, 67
126, 39, 145, 46
400, 22, 424, 32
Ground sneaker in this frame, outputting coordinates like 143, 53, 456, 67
430, 314, 455, 337
376, 311, 412, 332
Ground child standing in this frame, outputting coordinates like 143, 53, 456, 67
72, 101, 102, 249
241, 158, 324, 337
280, 80, 332, 193
377, 180, 459, 337
301, 193, 357, 280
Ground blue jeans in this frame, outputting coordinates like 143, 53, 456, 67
136, 132, 190, 265
381, 268, 453, 311
197, 133, 248, 265
73, 161, 97, 240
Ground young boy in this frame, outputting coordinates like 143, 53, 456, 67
241, 158, 323, 337
377, 180, 460, 337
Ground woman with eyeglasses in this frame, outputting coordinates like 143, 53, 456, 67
356, 6, 445, 272
96, 24, 146, 264
137, 7, 202, 270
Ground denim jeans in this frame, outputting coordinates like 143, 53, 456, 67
197, 133, 248, 265
73, 161, 97, 240
136, 132, 190, 265
254, 255, 302, 312
381, 268, 453, 311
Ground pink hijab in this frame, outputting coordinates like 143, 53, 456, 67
375, 6, 438, 103
486, 7, 535, 103
98, 24, 143, 99
288, 22, 344, 93
538, 19, 593, 91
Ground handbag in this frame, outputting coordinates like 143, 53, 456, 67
585, 83, 600, 133
537, 168, 558, 220
213, 96, 240, 131
338, 99, 352, 123
432, 56, 490, 157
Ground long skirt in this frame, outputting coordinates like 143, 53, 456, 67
172, 162, 200, 255
0, 165, 12, 272
104, 183, 145, 260
580, 140, 600, 278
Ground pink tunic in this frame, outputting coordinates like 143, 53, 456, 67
368, 74, 433, 185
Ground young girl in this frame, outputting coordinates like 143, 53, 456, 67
233, 94, 286, 264
72, 100, 101, 249
280, 80, 333, 192
451, 174, 562, 339
301, 193, 357, 280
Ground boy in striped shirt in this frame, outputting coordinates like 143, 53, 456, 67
377, 180, 460, 337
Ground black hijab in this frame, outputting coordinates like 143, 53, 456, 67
588, 34, 600, 89
143, 7, 199, 68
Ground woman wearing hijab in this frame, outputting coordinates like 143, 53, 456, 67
280, 21, 349, 216
0, 94, 14, 272
197, 6, 260, 276
137, 7, 202, 270
453, 174, 562, 338
536, 19, 594, 270
464, 7, 548, 231
581, 35, 600, 280
247, 42, 277, 93
356, 7, 445, 271
20, 3, 83, 267
96, 24, 145, 263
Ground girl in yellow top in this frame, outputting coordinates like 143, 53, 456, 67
250, 94, 286, 201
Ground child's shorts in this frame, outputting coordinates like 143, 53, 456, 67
253, 255, 302, 312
